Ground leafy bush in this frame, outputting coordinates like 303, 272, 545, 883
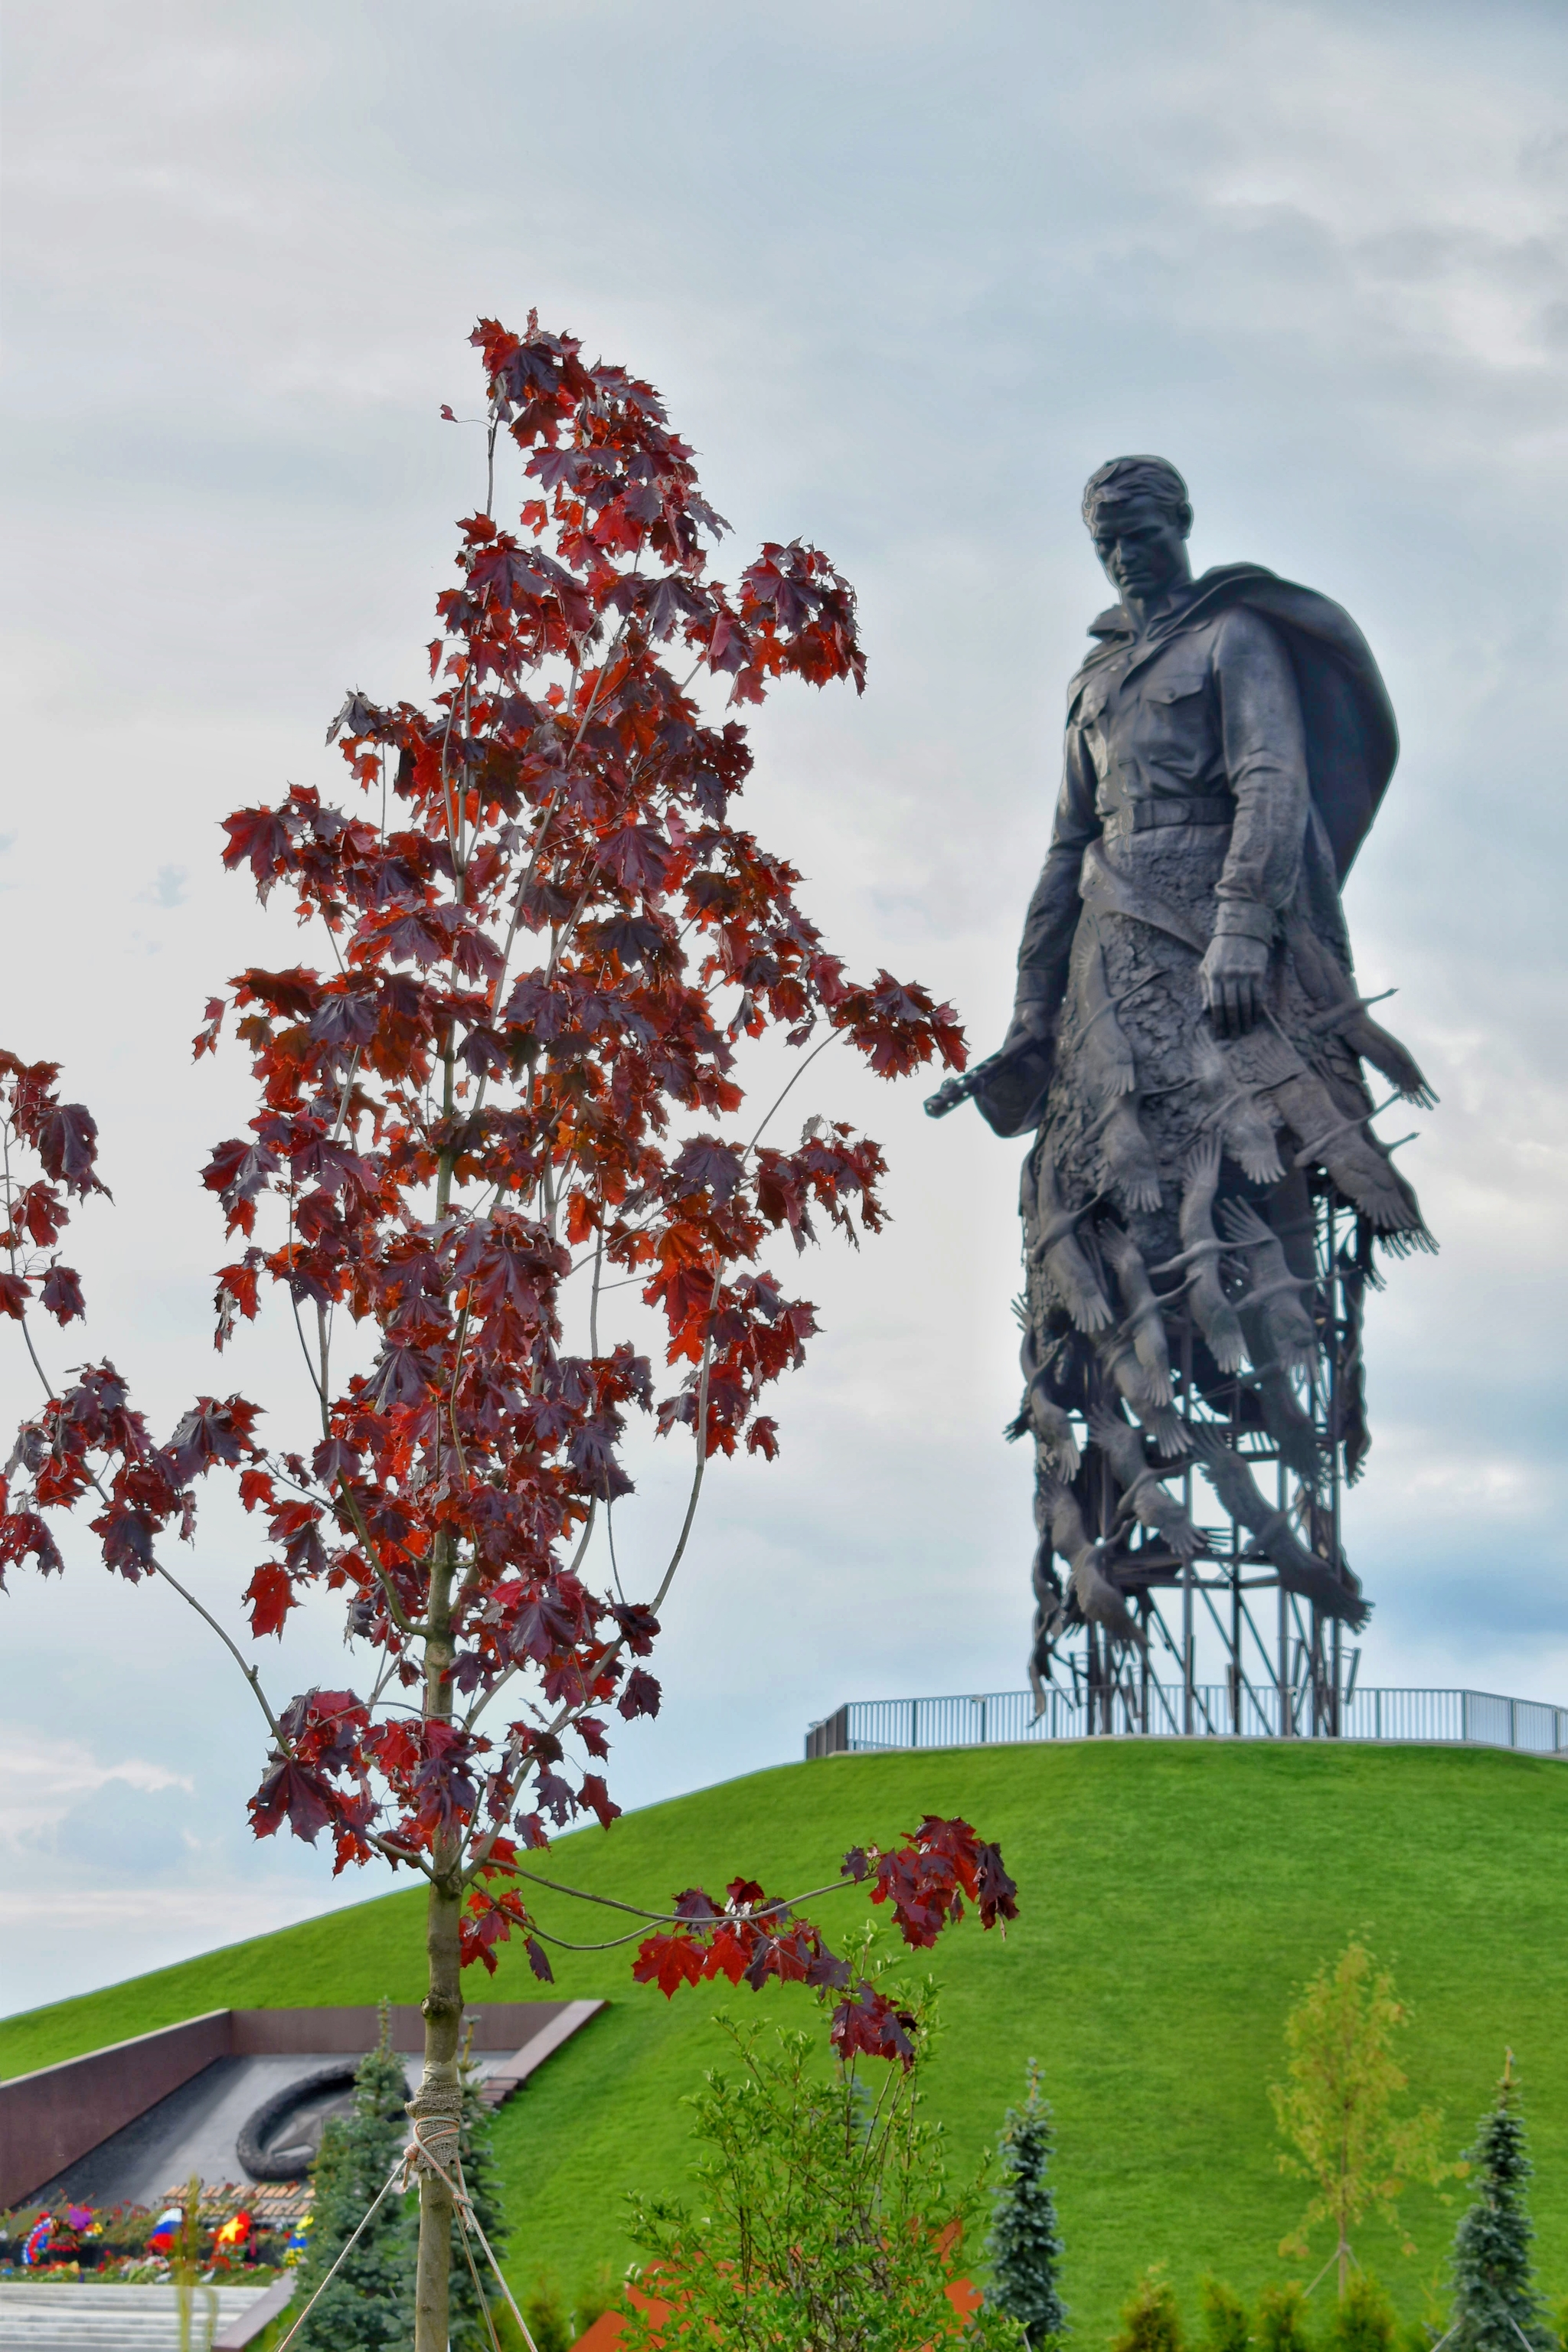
1199, 2277, 1251, 2352
625, 1954, 1021, 2352
1113, 2267, 1184, 2352
1256, 2283, 1314, 2352
1327, 2275, 1396, 2352
521, 2273, 572, 2352
573, 2263, 620, 2337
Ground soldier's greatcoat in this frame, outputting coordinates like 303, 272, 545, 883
981, 565, 1432, 1661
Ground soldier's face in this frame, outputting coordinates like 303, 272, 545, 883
1090, 495, 1190, 600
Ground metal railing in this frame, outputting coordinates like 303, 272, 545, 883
804, 1685, 1568, 1759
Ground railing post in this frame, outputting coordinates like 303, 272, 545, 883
1278, 1580, 1291, 1737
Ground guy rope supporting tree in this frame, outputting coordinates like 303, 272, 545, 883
0, 315, 1016, 2352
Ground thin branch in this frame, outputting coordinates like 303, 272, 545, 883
334, 1475, 431, 1641
647, 1261, 725, 1618
327, 1047, 363, 1145
149, 1557, 286, 1743
16, 1302, 59, 1407
288, 1288, 328, 1408
589, 1224, 603, 1359
524, 1920, 679, 1954
743, 1027, 842, 1155
313, 1303, 332, 1442
367, 1648, 403, 1710
364, 1826, 436, 1882
500, 1864, 860, 1926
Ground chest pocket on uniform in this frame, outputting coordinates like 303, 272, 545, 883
1145, 661, 1208, 705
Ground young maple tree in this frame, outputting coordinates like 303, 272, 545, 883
1270, 1939, 1454, 2300
0, 315, 1017, 2352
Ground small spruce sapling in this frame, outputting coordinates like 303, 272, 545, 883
296, 2007, 413, 2352
987, 2060, 1067, 2349
1113, 2268, 1184, 2352
1199, 2278, 1251, 2352
1447, 2055, 1552, 2352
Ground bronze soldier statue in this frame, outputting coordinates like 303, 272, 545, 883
929, 457, 1434, 1708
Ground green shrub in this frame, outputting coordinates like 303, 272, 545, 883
520, 2272, 572, 2352
1328, 2275, 1396, 2352
572, 2263, 619, 2337
1256, 2283, 1313, 2352
624, 1968, 1021, 2352
1113, 2267, 1184, 2352
1199, 2278, 1251, 2352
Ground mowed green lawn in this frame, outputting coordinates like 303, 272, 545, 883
5, 1741, 1566, 2344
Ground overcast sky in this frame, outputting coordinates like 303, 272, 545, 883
3, 0, 1566, 2018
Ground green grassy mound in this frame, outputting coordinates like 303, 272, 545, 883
5, 1742, 1566, 2344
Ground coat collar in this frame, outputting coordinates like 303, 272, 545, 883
1070, 564, 1282, 692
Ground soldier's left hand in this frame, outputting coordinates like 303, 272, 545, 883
1198, 934, 1269, 1036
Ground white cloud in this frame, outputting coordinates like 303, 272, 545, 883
0, 1736, 194, 1847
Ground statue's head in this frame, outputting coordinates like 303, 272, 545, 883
1081, 456, 1192, 606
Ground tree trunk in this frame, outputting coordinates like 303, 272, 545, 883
412, 1526, 462, 2352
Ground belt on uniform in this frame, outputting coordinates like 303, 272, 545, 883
1104, 794, 1233, 834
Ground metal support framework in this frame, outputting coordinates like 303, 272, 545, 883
1063, 1182, 1364, 1738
